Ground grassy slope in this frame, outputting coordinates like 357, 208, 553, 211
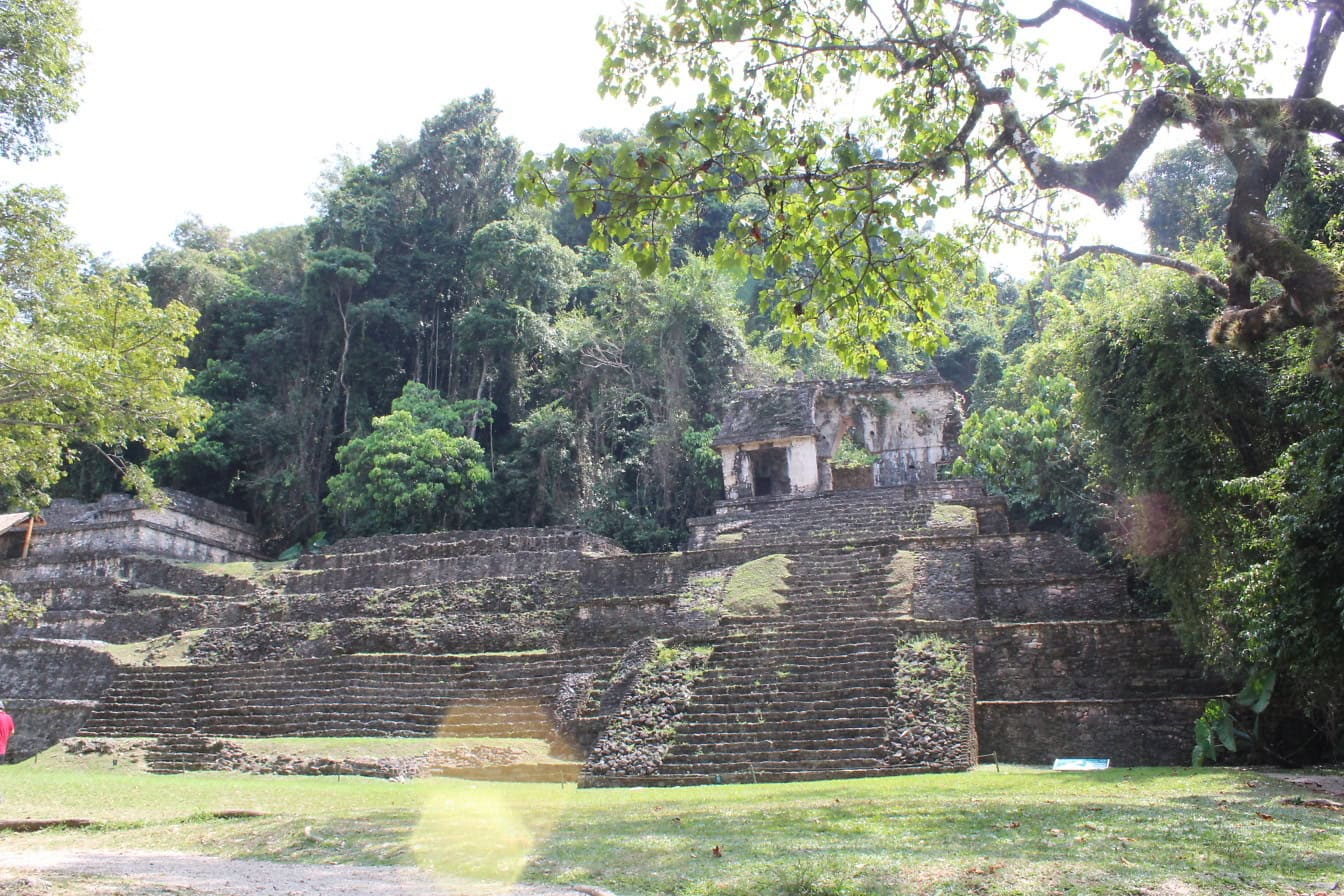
0, 761, 1338, 895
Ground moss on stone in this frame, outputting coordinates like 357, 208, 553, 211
678, 569, 730, 615
885, 635, 973, 768
179, 559, 293, 582
885, 549, 919, 613
584, 641, 714, 777
97, 628, 207, 666
723, 554, 791, 616
926, 503, 976, 530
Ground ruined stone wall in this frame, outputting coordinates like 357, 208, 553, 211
975, 698, 1210, 766
0, 640, 119, 758
0, 482, 1222, 776
578, 545, 767, 597
26, 492, 260, 563
977, 577, 1133, 621
972, 620, 1221, 702
284, 550, 584, 593
564, 596, 721, 645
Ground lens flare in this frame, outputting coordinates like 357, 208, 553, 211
408, 697, 575, 892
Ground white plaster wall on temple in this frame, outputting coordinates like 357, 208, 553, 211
786, 437, 820, 494
858, 386, 957, 461
812, 396, 846, 458
720, 446, 740, 499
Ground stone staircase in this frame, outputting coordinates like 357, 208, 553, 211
688, 479, 1007, 549
583, 537, 973, 785
607, 625, 910, 785
4, 485, 1223, 778
80, 648, 624, 742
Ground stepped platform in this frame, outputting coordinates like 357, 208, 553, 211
3, 483, 1223, 779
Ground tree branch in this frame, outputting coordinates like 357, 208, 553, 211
1061, 244, 1231, 298
1018, 0, 1127, 33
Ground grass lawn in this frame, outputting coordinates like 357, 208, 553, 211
0, 755, 1338, 895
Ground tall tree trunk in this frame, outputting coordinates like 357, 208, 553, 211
467, 355, 488, 441
335, 293, 351, 436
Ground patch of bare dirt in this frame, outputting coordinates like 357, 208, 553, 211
0, 850, 609, 896
1265, 772, 1344, 800
1136, 882, 1199, 896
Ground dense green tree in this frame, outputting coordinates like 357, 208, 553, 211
953, 372, 1101, 547
1142, 142, 1234, 254
324, 382, 491, 534
535, 0, 1344, 376
0, 187, 209, 509
0, 0, 207, 512
490, 401, 585, 527
313, 92, 519, 399
0, 0, 83, 161
963, 250, 1344, 752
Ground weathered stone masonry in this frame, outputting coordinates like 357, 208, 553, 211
0, 379, 1223, 780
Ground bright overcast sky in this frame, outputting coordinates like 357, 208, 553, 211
3, 1, 1335, 268
5, 0, 652, 263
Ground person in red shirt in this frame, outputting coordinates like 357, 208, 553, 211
0, 701, 14, 762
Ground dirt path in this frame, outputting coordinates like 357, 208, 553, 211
1264, 772, 1344, 800
0, 850, 610, 896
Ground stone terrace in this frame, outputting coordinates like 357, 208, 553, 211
1, 484, 1224, 780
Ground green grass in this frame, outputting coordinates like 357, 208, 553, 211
179, 559, 294, 581
0, 761, 1337, 894
95, 628, 206, 666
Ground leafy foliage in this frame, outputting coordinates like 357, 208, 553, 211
0, 187, 209, 508
0, 0, 84, 161
532, 0, 1344, 377
1191, 669, 1277, 766
962, 245, 1344, 751
324, 383, 491, 535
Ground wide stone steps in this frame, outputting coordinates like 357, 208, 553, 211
672, 717, 888, 735
607, 619, 900, 780
78, 649, 623, 739
658, 749, 889, 770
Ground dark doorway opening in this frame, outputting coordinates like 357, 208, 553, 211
748, 447, 791, 497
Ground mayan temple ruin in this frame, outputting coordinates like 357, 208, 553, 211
0, 376, 1225, 784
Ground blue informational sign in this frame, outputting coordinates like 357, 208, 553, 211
1052, 758, 1111, 771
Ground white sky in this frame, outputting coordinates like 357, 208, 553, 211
2, 1, 1334, 269
5, 0, 652, 263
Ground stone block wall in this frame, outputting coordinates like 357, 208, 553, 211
283, 550, 583, 593
972, 620, 1220, 702
975, 698, 1211, 766
564, 596, 721, 645
29, 491, 261, 563
977, 576, 1131, 621
0, 640, 120, 758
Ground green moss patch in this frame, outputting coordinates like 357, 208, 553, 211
885, 549, 919, 613
179, 559, 294, 582
586, 643, 714, 777
96, 629, 207, 666
926, 503, 977, 530
722, 554, 791, 615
